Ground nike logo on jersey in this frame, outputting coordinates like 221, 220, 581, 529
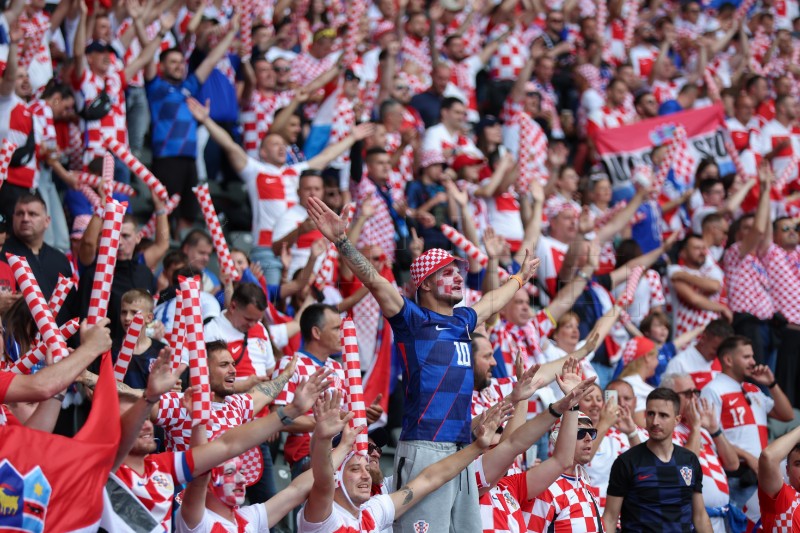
637, 474, 653, 481
729, 398, 739, 406
231, 345, 243, 354
435, 325, 451, 331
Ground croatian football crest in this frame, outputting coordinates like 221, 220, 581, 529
413, 520, 430, 533
680, 466, 693, 486
0, 460, 52, 533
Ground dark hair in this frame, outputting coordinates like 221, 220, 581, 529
615, 239, 643, 266
163, 250, 188, 270
646, 387, 681, 415
379, 99, 403, 122
159, 46, 183, 63
470, 332, 488, 353
15, 192, 47, 211
776, 94, 795, 110
701, 212, 725, 232
181, 229, 213, 250
717, 335, 752, 360
41, 80, 73, 100
441, 96, 464, 111
366, 147, 388, 161
299, 303, 339, 343
727, 213, 754, 249
206, 340, 230, 361
172, 266, 203, 285
789, 443, 800, 463
698, 177, 723, 195
745, 75, 766, 92
634, 90, 654, 108
640, 310, 671, 335
231, 282, 267, 311
677, 233, 703, 255
703, 318, 735, 339
774, 216, 794, 233
443, 33, 463, 47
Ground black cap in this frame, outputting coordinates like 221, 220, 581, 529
475, 114, 501, 136
84, 40, 114, 55
332, 426, 391, 448
344, 69, 360, 82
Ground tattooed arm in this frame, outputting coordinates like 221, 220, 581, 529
249, 356, 297, 412
307, 197, 404, 317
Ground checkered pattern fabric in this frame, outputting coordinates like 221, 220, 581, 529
78, 183, 102, 215
341, 0, 367, 67
354, 177, 397, 262
291, 52, 338, 87
761, 243, 800, 324
104, 134, 170, 202
724, 137, 751, 180
193, 184, 238, 281
139, 193, 180, 240
18, 13, 47, 70
10, 318, 80, 374
0, 140, 18, 184
238, 0, 256, 60
441, 224, 488, 267
702, 375, 772, 458
735, 0, 758, 21
342, 316, 369, 456
723, 243, 775, 321
774, 154, 799, 193
241, 90, 294, 157
670, 262, 726, 336
113, 312, 145, 383
6, 254, 70, 363
617, 266, 644, 308
526, 473, 604, 532
410, 248, 458, 289
179, 276, 212, 427
167, 291, 185, 372
87, 199, 126, 325
671, 126, 695, 187
401, 35, 432, 81
673, 423, 729, 497
479, 473, 529, 533
76, 172, 136, 197
489, 24, 528, 81
517, 112, 548, 193
384, 132, 415, 188
76, 68, 128, 165
48, 274, 74, 316
472, 377, 515, 417
329, 94, 356, 171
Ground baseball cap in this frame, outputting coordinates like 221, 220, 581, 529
420, 150, 446, 169
475, 115, 501, 136
451, 153, 484, 171
84, 40, 114, 55
313, 27, 337, 42
621, 336, 657, 366
410, 248, 464, 289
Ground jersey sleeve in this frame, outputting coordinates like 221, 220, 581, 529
455, 305, 478, 332
606, 452, 632, 497
386, 297, 422, 337
691, 452, 703, 493
527, 489, 558, 532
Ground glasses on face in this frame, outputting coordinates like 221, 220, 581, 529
780, 225, 799, 232
676, 389, 701, 398
549, 17, 564, 23
394, 85, 410, 91
368, 443, 382, 456
274, 66, 291, 73
577, 428, 598, 440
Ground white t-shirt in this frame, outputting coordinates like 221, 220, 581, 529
297, 495, 395, 533
175, 505, 268, 532
272, 203, 324, 278
204, 312, 276, 378
621, 374, 654, 413
664, 345, 720, 391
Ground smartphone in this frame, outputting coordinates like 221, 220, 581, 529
604, 389, 618, 405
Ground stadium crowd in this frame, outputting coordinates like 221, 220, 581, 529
1, 0, 800, 531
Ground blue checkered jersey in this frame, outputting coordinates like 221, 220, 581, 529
388, 298, 477, 444
145, 74, 202, 158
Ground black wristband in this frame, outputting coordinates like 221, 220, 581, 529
569, 404, 580, 411
548, 403, 562, 418
768, 381, 778, 389
710, 428, 723, 438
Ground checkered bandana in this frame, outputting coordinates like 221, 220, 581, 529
410, 248, 462, 289
544, 196, 579, 223
622, 336, 656, 366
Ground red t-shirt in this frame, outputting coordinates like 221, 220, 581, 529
0, 261, 17, 293
758, 482, 800, 532
0, 370, 15, 403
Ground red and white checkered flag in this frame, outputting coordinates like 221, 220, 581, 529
517, 112, 548, 193
48, 274, 74, 316
6, 254, 70, 363
19, 23, 47, 70
724, 138, 751, 180
179, 276, 212, 426
616, 266, 644, 308
341, 0, 367, 68
103, 134, 170, 202
113, 312, 145, 382
441, 224, 488, 267
0, 140, 18, 186
167, 291, 186, 373
670, 126, 695, 186
341, 315, 369, 455
193, 184, 238, 281
139, 193, 181, 240
10, 319, 80, 374
87, 198, 127, 325
77, 172, 136, 197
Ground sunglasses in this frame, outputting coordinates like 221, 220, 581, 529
780, 225, 799, 232
394, 85, 410, 91
274, 66, 291, 73
676, 389, 701, 398
577, 428, 598, 440
368, 443, 382, 456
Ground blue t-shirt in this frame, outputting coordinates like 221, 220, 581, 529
631, 200, 663, 254
145, 74, 202, 158
193, 54, 241, 123
387, 298, 477, 444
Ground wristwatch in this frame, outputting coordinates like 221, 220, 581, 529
277, 406, 295, 426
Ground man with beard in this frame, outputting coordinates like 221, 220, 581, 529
105, 348, 330, 531
603, 388, 713, 532
307, 196, 540, 533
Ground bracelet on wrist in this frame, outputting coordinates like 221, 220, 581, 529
144, 394, 160, 405
709, 428, 723, 438
768, 381, 778, 389
576, 270, 591, 281
154, 209, 167, 216
509, 274, 524, 289
627, 431, 638, 440
548, 402, 562, 418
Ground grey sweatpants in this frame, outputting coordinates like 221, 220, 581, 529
392, 440, 481, 533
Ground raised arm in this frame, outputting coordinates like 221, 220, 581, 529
72, 0, 89, 81
142, 194, 171, 269
5, 320, 112, 403
303, 390, 355, 524
78, 213, 103, 267
595, 186, 648, 243
306, 123, 376, 171
307, 196, 405, 317
742, 164, 772, 257
186, 97, 249, 173
124, 11, 177, 82
471, 250, 541, 325
193, 14, 240, 84
0, 23, 21, 97
759, 424, 800, 497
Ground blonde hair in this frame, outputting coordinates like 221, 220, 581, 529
619, 350, 657, 379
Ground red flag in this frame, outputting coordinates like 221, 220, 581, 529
0, 353, 121, 532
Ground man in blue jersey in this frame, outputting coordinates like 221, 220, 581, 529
307, 196, 541, 533
603, 388, 713, 533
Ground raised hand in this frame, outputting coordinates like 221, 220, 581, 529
483, 227, 509, 259
556, 357, 582, 394
312, 390, 354, 440
307, 197, 347, 242
408, 226, 424, 259
352, 122, 376, 141
572, 332, 599, 361
145, 347, 181, 401
291, 366, 332, 413
516, 249, 541, 283
598, 394, 620, 427
696, 397, 720, 433
366, 394, 384, 424
474, 399, 511, 449
615, 404, 636, 435
80, 318, 113, 356
509, 363, 545, 403
750, 364, 775, 386
338, 421, 365, 450
186, 97, 210, 123
553, 376, 597, 413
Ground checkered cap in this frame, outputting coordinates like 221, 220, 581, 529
544, 196, 579, 223
0, 140, 18, 182
420, 150, 446, 169
410, 248, 461, 289
622, 336, 656, 367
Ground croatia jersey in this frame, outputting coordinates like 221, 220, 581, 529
526, 472, 604, 532
758, 483, 800, 533
297, 494, 395, 533
479, 472, 528, 533
701, 373, 774, 458
388, 298, 478, 444
664, 345, 721, 391
115, 451, 194, 531
204, 312, 276, 378
175, 504, 268, 532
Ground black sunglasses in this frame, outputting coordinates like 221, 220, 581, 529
677, 389, 701, 398
578, 428, 598, 440
780, 225, 799, 232
368, 443, 382, 456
